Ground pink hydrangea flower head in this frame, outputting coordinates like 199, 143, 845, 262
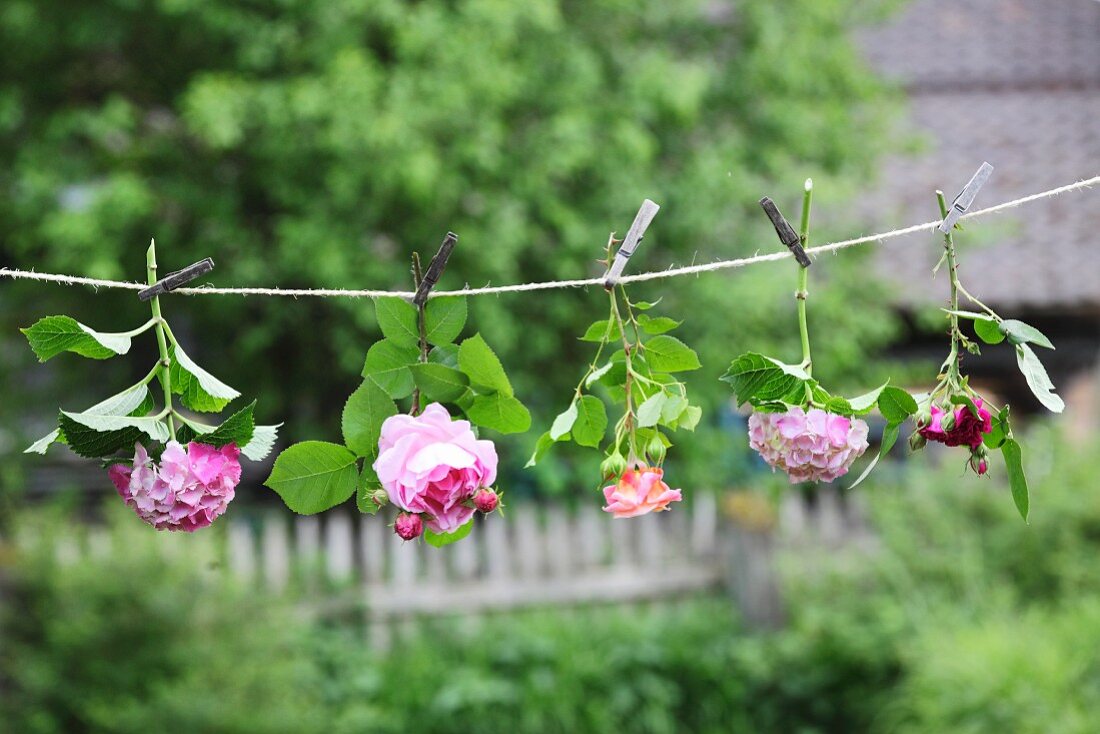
918, 397, 993, 448
748, 407, 869, 484
109, 441, 241, 531
394, 512, 423, 540
373, 403, 498, 534
602, 466, 682, 518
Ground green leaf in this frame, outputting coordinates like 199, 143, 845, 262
171, 343, 241, 412
585, 361, 614, 387
264, 441, 359, 514
571, 395, 607, 448
362, 339, 419, 399
424, 520, 474, 548
660, 394, 688, 425
58, 411, 170, 458
549, 402, 578, 441
630, 299, 660, 311
637, 315, 681, 335
848, 381, 889, 413
466, 393, 531, 434
356, 464, 383, 515
1001, 439, 1029, 522
458, 334, 513, 396
423, 296, 467, 345
644, 335, 701, 372
824, 396, 854, 415
721, 353, 808, 405
983, 407, 1010, 450
1015, 344, 1064, 413
877, 386, 918, 423
941, 309, 993, 321
374, 297, 420, 347
1001, 319, 1054, 350
679, 405, 702, 431
22, 315, 133, 361
429, 344, 460, 368
26, 385, 151, 455
342, 380, 398, 457
849, 422, 901, 490
189, 401, 257, 449
580, 319, 621, 343
973, 318, 1005, 345
636, 392, 667, 428
409, 363, 470, 403
241, 424, 280, 461
949, 394, 981, 418
525, 431, 556, 468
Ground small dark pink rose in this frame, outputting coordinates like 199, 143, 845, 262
473, 488, 499, 514
394, 512, 423, 540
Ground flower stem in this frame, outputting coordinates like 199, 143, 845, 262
146, 240, 176, 440
797, 178, 813, 377
937, 191, 962, 388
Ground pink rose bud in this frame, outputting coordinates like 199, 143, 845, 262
747, 408, 870, 484
394, 512, 423, 540
602, 466, 682, 518
373, 403, 498, 535
109, 441, 241, 532
473, 488, 499, 514
978, 459, 988, 475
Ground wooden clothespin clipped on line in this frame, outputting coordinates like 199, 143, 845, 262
412, 232, 459, 306
138, 258, 215, 301
938, 162, 994, 234
603, 199, 661, 290
759, 196, 811, 268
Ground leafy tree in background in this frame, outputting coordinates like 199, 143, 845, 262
0, 0, 901, 496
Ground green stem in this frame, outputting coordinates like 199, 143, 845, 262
797, 178, 813, 377
937, 191, 962, 389
146, 241, 176, 440
116, 317, 159, 339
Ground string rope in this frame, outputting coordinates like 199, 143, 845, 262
2, 175, 1097, 299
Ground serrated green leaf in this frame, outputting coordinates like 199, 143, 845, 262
721, 352, 808, 405
1001, 439, 1029, 522
357, 464, 383, 514
550, 402, 578, 441
374, 297, 420, 347
342, 380, 398, 457
22, 315, 132, 361
572, 395, 607, 447
241, 424, 280, 461
429, 343, 460, 368
458, 333, 513, 396
423, 296, 467, 345
25, 429, 61, 455
362, 339, 419, 399
630, 299, 660, 311
409, 363, 470, 403
679, 405, 703, 431
638, 315, 681, 335
424, 520, 474, 547
525, 431, 556, 468
27, 385, 151, 454
1001, 319, 1054, 349
973, 318, 1005, 345
636, 392, 667, 428
58, 411, 170, 458
848, 381, 889, 413
170, 343, 240, 412
1015, 343, 1064, 413
877, 386, 918, 423
264, 441, 359, 514
466, 393, 531, 434
580, 319, 620, 343
660, 394, 688, 425
644, 335, 701, 372
190, 401, 257, 449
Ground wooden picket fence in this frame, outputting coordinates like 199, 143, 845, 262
223, 488, 873, 624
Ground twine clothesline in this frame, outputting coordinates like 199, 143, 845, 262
2, 175, 1097, 299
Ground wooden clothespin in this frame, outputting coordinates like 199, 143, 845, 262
759, 197, 811, 267
938, 162, 994, 234
138, 258, 215, 301
603, 199, 661, 289
412, 232, 458, 306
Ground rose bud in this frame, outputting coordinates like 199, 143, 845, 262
909, 432, 927, 451
370, 488, 390, 509
473, 488, 499, 514
394, 512, 423, 540
600, 451, 627, 479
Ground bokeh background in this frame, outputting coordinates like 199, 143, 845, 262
2, 0, 1099, 732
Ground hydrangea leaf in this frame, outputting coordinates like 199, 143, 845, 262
847, 381, 889, 413
241, 424, 280, 461
170, 343, 240, 413
26, 385, 151, 454
264, 441, 359, 514
721, 352, 807, 406
58, 411, 170, 458
22, 315, 132, 361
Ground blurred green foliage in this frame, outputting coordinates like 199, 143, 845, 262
4, 426, 1100, 733
0, 0, 903, 495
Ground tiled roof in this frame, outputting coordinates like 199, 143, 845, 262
857, 0, 1100, 310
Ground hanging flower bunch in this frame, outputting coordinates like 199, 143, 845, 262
266, 242, 530, 546
528, 231, 702, 518
721, 181, 914, 486
21, 241, 277, 531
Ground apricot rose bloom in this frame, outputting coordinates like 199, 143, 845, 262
602, 466, 682, 518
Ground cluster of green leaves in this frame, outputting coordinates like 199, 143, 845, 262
265, 295, 528, 543
528, 293, 702, 477
21, 311, 275, 462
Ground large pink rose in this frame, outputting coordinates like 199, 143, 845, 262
602, 466, 682, 518
372, 403, 498, 534
109, 441, 241, 531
